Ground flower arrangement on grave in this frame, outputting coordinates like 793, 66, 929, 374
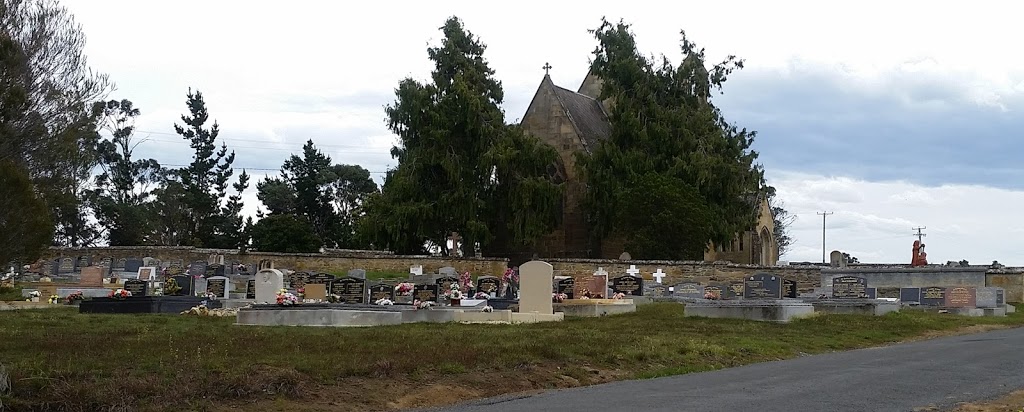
326, 294, 342, 303
473, 291, 489, 300
394, 282, 414, 296
612, 292, 626, 300
703, 291, 720, 300
164, 278, 182, 296
29, 290, 40, 298
109, 289, 132, 300
482, 305, 493, 313
441, 282, 463, 301
552, 293, 568, 303
459, 271, 472, 292
202, 291, 217, 301
412, 299, 436, 310
374, 298, 394, 306
296, 287, 305, 299
578, 288, 591, 300
64, 290, 84, 305
276, 289, 298, 306
48, 294, 60, 304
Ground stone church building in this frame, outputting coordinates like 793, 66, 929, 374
517, 69, 778, 265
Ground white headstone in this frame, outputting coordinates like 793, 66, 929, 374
626, 265, 640, 277
193, 277, 209, 296
519, 260, 554, 314
410, 265, 423, 277
137, 266, 157, 281
653, 269, 666, 284
255, 269, 284, 304
595, 267, 608, 277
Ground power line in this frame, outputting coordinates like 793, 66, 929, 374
159, 164, 391, 174
817, 211, 834, 263
912, 226, 927, 243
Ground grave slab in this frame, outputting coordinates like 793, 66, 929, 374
684, 300, 815, 323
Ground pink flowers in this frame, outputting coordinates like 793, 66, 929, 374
395, 283, 414, 296
552, 293, 568, 303
109, 289, 132, 300
276, 289, 298, 306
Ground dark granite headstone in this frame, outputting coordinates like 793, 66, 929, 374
329, 277, 366, 304
368, 283, 395, 302
997, 289, 1005, 306
477, 276, 502, 296
76, 256, 91, 269
554, 277, 575, 299
919, 287, 946, 306
124, 259, 143, 274
610, 275, 643, 296
205, 264, 225, 278
288, 272, 311, 289
783, 279, 798, 298
900, 287, 921, 303
944, 287, 976, 308
307, 273, 336, 285
728, 282, 745, 299
123, 279, 148, 297
99, 257, 113, 270
413, 284, 439, 302
58, 257, 74, 274
113, 258, 127, 271
436, 275, 458, 293
646, 284, 668, 297
246, 280, 256, 299
674, 282, 705, 298
170, 275, 194, 296
167, 260, 184, 275
876, 287, 900, 299
832, 276, 868, 299
188, 261, 207, 277
743, 273, 783, 299
865, 288, 877, 299
206, 277, 228, 299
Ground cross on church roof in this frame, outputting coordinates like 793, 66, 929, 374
543, 62, 552, 75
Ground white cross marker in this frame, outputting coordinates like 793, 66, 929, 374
594, 267, 608, 277
653, 269, 666, 284
626, 265, 641, 278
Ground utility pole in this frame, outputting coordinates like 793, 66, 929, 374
817, 211, 834, 263
912, 226, 927, 243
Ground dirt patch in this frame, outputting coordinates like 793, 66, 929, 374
948, 389, 1024, 411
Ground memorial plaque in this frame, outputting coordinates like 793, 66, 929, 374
832, 276, 868, 299
347, 269, 367, 279
205, 264, 225, 278
997, 289, 1005, 306
919, 287, 946, 306
704, 284, 724, 299
137, 267, 157, 281
865, 288, 877, 299
288, 272, 311, 289
647, 284, 667, 297
76, 255, 91, 269
743, 274, 783, 299
783, 279, 798, 298
171, 275, 194, 296
876, 287, 900, 299
369, 283, 395, 302
189, 261, 207, 277
674, 282, 705, 298
99, 257, 113, 269
329, 277, 366, 304
554, 278, 574, 299
123, 279, 147, 297
304, 284, 328, 301
307, 273, 336, 285
728, 282, 745, 299
413, 284, 439, 302
944, 286, 976, 308
900, 287, 921, 303
610, 275, 644, 296
37, 284, 57, 298
207, 277, 228, 299
436, 275, 458, 293
246, 280, 256, 299
124, 259, 143, 274
167, 260, 184, 275
573, 273, 608, 299
438, 266, 457, 276
58, 257, 74, 273
477, 276, 502, 295
113, 258, 127, 271
80, 266, 103, 287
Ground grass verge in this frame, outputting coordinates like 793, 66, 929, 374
1, 303, 1023, 411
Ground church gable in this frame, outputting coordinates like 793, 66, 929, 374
550, 86, 611, 154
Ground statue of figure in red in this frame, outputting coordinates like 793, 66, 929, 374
911, 240, 929, 267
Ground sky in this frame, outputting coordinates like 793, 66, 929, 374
64, 1, 1024, 265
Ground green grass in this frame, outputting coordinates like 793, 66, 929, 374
2, 303, 1023, 411
0, 285, 23, 301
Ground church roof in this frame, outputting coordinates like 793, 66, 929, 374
550, 85, 611, 153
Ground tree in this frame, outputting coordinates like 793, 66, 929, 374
249, 214, 321, 253
615, 173, 713, 259
842, 252, 859, 264
765, 186, 795, 257
169, 88, 243, 248
361, 16, 562, 254
89, 99, 162, 245
576, 19, 765, 259
0, 160, 52, 266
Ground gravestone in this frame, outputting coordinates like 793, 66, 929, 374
124, 259, 143, 274
99, 257, 113, 270
413, 284, 439, 303
435, 275, 458, 293
124, 279, 148, 297
919, 287, 946, 306
369, 283, 395, 302
704, 284, 725, 299
58, 257, 74, 274
137, 267, 158, 281
206, 276, 230, 299
519, 260, 554, 314
900, 288, 921, 303
976, 287, 1004, 308
171, 275, 194, 296
876, 287, 901, 299
167, 260, 184, 275
674, 282, 705, 299
944, 287, 976, 308
76, 255, 92, 269
329, 277, 366, 304
728, 282, 745, 299
865, 288, 877, 299
829, 250, 844, 267
618, 252, 632, 261
998, 289, 1005, 306
573, 268, 609, 299
254, 269, 285, 304
37, 284, 57, 299
288, 272, 311, 289
194, 277, 208, 296
205, 264, 225, 278
832, 276, 868, 299
409, 265, 423, 279
743, 274, 783, 299
477, 276, 502, 296
347, 269, 367, 279
245, 280, 256, 299
42, 260, 56, 277
652, 269, 667, 284
113, 258, 127, 271
189, 261, 207, 277
554, 277, 574, 299
304, 283, 328, 301
80, 266, 104, 287
307, 273, 336, 285
438, 266, 457, 276
783, 279, 798, 298
143, 257, 159, 267
646, 284, 668, 297
610, 274, 644, 296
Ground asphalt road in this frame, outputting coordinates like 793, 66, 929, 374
424, 327, 1024, 412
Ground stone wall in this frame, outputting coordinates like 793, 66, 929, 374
820, 267, 989, 289
987, 269, 1024, 303
544, 258, 825, 292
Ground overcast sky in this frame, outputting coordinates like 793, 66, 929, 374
66, 1, 1024, 265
